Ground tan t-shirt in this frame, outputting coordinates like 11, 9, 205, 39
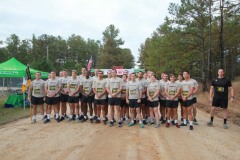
68, 78, 80, 97
181, 80, 194, 100
121, 80, 127, 99
60, 76, 69, 94
165, 81, 180, 101
45, 78, 61, 97
107, 77, 123, 98
126, 81, 142, 99
93, 78, 107, 100
136, 78, 147, 98
191, 79, 198, 98
159, 80, 168, 100
80, 77, 94, 95
30, 79, 45, 97
147, 81, 160, 101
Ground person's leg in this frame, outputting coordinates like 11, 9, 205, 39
136, 107, 144, 128
180, 106, 187, 126
153, 107, 160, 125
187, 105, 193, 130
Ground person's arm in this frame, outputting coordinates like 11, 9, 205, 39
209, 86, 214, 102
28, 82, 33, 100
230, 86, 235, 102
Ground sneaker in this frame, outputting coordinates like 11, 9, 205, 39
93, 116, 97, 120
171, 120, 175, 125
128, 121, 134, 127
95, 119, 101, 123
56, 118, 61, 123
81, 117, 87, 123
139, 123, 145, 128
175, 123, 180, 128
67, 117, 73, 122
31, 119, 36, 124
44, 115, 47, 119
155, 123, 160, 128
76, 117, 81, 123
160, 117, 164, 122
60, 116, 65, 121
143, 119, 147, 125
180, 123, 187, 126
118, 121, 122, 127
110, 121, 114, 127
189, 125, 193, 130
161, 119, 166, 124
165, 122, 170, 128
44, 119, 50, 124
41, 118, 44, 123
223, 123, 228, 129
72, 114, 76, 120
148, 120, 154, 126
207, 121, 213, 126
64, 114, 68, 118
113, 118, 116, 123
193, 119, 199, 125
90, 118, 93, 123
105, 117, 108, 122
134, 119, 137, 124
79, 115, 84, 120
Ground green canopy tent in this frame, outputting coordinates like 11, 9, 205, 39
0, 57, 48, 109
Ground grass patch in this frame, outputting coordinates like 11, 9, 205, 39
0, 96, 30, 125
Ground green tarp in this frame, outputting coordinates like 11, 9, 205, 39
0, 57, 48, 78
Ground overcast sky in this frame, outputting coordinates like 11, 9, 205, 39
0, 0, 180, 63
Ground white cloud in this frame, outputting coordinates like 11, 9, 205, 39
0, 0, 180, 62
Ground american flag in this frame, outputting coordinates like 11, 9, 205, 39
87, 56, 93, 71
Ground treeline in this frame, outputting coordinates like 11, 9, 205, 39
138, 0, 240, 91
0, 24, 134, 73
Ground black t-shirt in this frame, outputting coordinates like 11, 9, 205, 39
211, 77, 232, 99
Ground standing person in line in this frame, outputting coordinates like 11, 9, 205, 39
126, 73, 144, 128
78, 68, 86, 121
92, 70, 108, 124
28, 72, 46, 123
120, 74, 129, 124
180, 71, 194, 130
208, 69, 234, 129
176, 74, 184, 121
92, 69, 99, 120
190, 77, 199, 125
67, 70, 81, 122
165, 74, 181, 128
80, 71, 94, 122
146, 75, 160, 128
44, 71, 61, 123
55, 71, 63, 118
59, 69, 69, 121
159, 73, 168, 124
107, 69, 123, 127
105, 70, 112, 122
136, 71, 148, 124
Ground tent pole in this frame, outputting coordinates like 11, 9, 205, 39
23, 91, 25, 110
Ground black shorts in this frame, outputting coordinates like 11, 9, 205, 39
108, 97, 121, 106
79, 93, 82, 99
166, 100, 178, 108
212, 97, 228, 108
94, 99, 106, 105
192, 97, 197, 104
46, 96, 60, 105
68, 96, 79, 103
128, 99, 140, 108
82, 95, 94, 103
148, 100, 159, 108
120, 99, 128, 108
181, 99, 193, 107
141, 98, 147, 105
159, 99, 166, 107
178, 98, 183, 103
60, 94, 69, 103
31, 96, 44, 105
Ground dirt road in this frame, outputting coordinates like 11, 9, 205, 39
0, 108, 240, 160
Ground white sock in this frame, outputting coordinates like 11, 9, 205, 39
47, 114, 50, 119
184, 119, 187, 124
168, 120, 171, 123
175, 119, 178, 124
70, 115, 73, 118
40, 115, 44, 119
190, 121, 193, 126
76, 115, 79, 118
32, 115, 36, 120
55, 114, 59, 118
139, 121, 142, 124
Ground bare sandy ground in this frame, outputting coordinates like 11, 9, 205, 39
0, 107, 240, 160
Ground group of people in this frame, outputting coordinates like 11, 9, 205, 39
28, 68, 235, 130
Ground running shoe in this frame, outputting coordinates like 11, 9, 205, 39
180, 123, 187, 126
189, 125, 193, 130
134, 119, 137, 124
60, 116, 65, 121
56, 118, 61, 123
161, 119, 166, 124
207, 121, 213, 126
76, 117, 81, 123
44, 119, 50, 124
44, 115, 47, 119
171, 120, 175, 125
139, 123, 145, 128
143, 119, 147, 125
223, 123, 228, 129
128, 121, 134, 127
118, 121, 122, 127
175, 123, 180, 128
165, 122, 170, 128
193, 119, 199, 125
31, 119, 36, 124
155, 123, 160, 128
95, 119, 101, 123
110, 121, 114, 127
67, 117, 73, 122
113, 118, 116, 123
105, 117, 108, 122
